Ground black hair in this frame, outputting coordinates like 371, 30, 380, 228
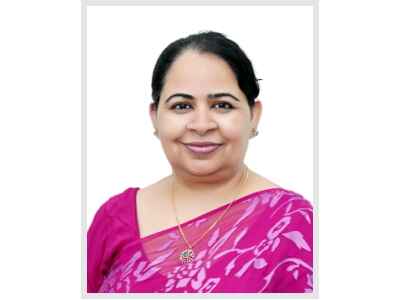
151, 31, 261, 110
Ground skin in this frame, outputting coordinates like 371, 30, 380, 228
137, 50, 278, 238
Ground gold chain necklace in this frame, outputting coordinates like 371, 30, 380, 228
171, 166, 249, 264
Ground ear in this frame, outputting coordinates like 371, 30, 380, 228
149, 103, 158, 131
250, 100, 262, 130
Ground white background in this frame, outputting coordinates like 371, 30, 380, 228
1, 0, 400, 300
87, 5, 313, 223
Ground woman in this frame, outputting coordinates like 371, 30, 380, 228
87, 31, 313, 293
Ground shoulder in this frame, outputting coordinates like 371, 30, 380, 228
92, 187, 139, 227
255, 188, 313, 256
257, 187, 313, 222
247, 170, 312, 209
87, 187, 139, 292
245, 187, 313, 235
260, 187, 313, 210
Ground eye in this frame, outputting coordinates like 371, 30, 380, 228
213, 102, 234, 111
171, 103, 193, 112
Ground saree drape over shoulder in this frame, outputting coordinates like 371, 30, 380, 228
87, 187, 313, 293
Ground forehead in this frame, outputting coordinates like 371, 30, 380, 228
161, 50, 241, 96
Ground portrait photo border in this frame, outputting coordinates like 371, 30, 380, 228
81, 0, 319, 298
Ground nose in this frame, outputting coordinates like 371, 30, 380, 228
186, 106, 218, 135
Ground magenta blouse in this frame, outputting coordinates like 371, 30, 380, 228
87, 187, 313, 293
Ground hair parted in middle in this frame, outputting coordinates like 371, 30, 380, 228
151, 31, 261, 110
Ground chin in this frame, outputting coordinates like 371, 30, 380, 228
182, 162, 221, 177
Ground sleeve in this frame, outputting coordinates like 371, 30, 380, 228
87, 202, 113, 293
262, 197, 313, 293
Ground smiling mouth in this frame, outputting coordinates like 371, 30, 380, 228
183, 143, 223, 155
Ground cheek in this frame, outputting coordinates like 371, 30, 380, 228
219, 116, 251, 142
157, 115, 186, 139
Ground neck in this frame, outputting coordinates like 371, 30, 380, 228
170, 164, 249, 206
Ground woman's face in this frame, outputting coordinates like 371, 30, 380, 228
150, 50, 262, 178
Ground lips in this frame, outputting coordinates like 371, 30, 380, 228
183, 142, 223, 154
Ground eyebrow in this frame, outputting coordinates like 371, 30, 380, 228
164, 92, 240, 104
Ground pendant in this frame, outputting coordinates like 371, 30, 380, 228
179, 248, 195, 264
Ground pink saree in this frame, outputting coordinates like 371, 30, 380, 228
87, 187, 313, 293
